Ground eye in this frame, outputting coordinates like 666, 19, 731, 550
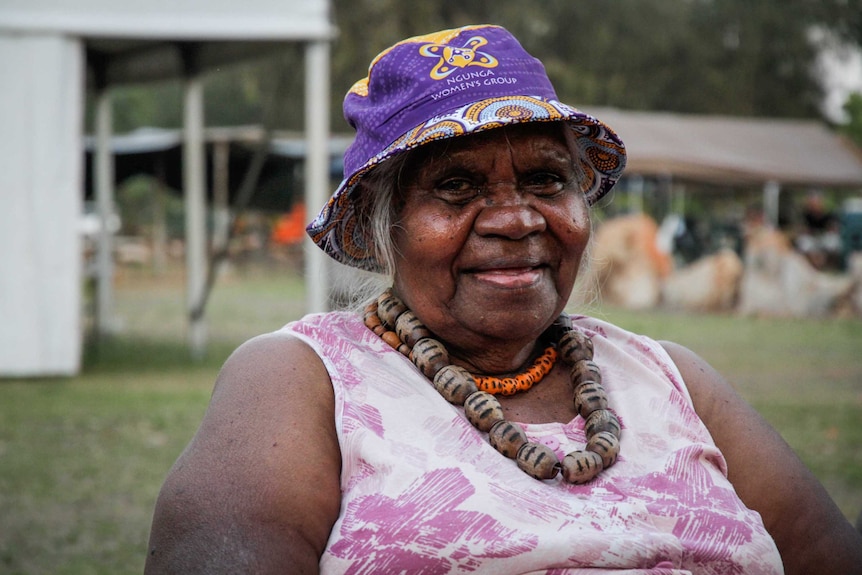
521, 171, 568, 197
435, 177, 481, 204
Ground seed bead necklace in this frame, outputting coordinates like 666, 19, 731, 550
364, 289, 621, 484
472, 345, 557, 396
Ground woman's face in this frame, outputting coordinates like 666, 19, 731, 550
391, 122, 591, 352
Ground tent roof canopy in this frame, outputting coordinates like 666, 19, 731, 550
84, 39, 299, 87
82, 126, 350, 212
0, 0, 336, 86
587, 107, 862, 188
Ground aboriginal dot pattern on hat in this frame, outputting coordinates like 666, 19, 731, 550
307, 25, 627, 273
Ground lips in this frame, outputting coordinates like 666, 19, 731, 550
466, 256, 548, 289
468, 253, 545, 271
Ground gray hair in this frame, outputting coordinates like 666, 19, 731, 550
328, 154, 407, 310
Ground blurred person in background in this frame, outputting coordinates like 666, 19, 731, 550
796, 190, 842, 269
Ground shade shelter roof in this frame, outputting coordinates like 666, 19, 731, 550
586, 107, 862, 188
82, 127, 351, 212
1, 0, 335, 86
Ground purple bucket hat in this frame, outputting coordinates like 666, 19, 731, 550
307, 24, 626, 273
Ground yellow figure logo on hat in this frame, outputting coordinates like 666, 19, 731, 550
419, 35, 498, 80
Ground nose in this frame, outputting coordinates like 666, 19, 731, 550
473, 183, 547, 240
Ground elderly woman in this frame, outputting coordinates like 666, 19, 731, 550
144, 25, 862, 574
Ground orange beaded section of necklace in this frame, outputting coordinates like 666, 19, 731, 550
472, 345, 558, 396
364, 299, 557, 396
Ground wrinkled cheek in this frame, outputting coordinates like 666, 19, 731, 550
562, 220, 590, 285
396, 232, 434, 265
392, 233, 441, 285
573, 227, 591, 264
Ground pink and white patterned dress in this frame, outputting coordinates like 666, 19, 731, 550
284, 312, 784, 574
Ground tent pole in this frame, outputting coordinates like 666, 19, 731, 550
674, 184, 686, 215
94, 88, 116, 336
151, 158, 168, 274
764, 180, 781, 229
629, 174, 644, 214
304, 39, 331, 313
212, 138, 231, 268
183, 71, 208, 358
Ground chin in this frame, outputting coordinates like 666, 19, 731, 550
466, 298, 561, 336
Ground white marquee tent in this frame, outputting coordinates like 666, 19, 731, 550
0, 0, 334, 376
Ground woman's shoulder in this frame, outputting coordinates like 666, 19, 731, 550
570, 313, 691, 401
208, 312, 365, 377
277, 310, 366, 342
239, 310, 388, 399
570, 313, 668, 360
213, 321, 334, 400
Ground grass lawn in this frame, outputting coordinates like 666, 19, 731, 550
0, 263, 860, 574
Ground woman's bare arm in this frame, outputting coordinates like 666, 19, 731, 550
144, 331, 342, 574
662, 340, 862, 575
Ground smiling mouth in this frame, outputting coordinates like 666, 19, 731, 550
469, 265, 546, 289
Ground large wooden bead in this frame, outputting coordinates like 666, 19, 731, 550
570, 359, 602, 386
377, 291, 407, 329
516, 442, 560, 480
395, 310, 431, 348
584, 409, 621, 439
586, 431, 620, 468
464, 391, 505, 432
548, 313, 573, 340
558, 330, 594, 365
561, 450, 603, 484
573, 380, 608, 419
410, 337, 449, 379
433, 365, 478, 405
488, 420, 527, 458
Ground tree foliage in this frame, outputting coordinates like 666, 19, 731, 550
840, 92, 862, 146
100, 0, 862, 133
327, 0, 859, 123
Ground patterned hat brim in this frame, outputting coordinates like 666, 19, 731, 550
307, 95, 626, 274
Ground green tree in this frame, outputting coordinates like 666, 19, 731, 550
101, 0, 862, 132
327, 0, 858, 121
840, 92, 862, 145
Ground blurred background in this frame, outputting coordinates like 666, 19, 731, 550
1, 1, 862, 573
